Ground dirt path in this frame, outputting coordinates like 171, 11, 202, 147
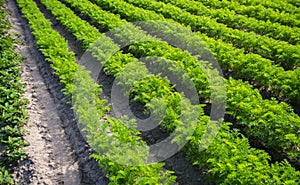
15, 51, 80, 185
5, 1, 80, 184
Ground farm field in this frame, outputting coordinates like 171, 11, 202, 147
0, 0, 300, 184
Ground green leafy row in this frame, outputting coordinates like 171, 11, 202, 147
156, 0, 300, 103
63, 0, 300, 170
159, 0, 300, 45
66, 0, 300, 165
88, 0, 300, 104
122, 0, 300, 70
59, 0, 300, 183
60, 0, 209, 98
148, 19, 300, 105
0, 2, 28, 184
229, 0, 300, 16
18, 0, 177, 184
196, 0, 300, 28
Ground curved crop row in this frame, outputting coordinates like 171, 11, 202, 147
89, 0, 300, 105
197, 0, 300, 28
159, 0, 300, 45
89, 0, 300, 165
16, 0, 177, 184
230, 0, 300, 15
48, 0, 298, 168
0, 2, 28, 184
58, 0, 300, 183
141, 21, 300, 105
122, 0, 300, 70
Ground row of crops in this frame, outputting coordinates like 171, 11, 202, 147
0, 0, 28, 183
198, 0, 300, 27
63, 0, 300, 162
14, 0, 300, 184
